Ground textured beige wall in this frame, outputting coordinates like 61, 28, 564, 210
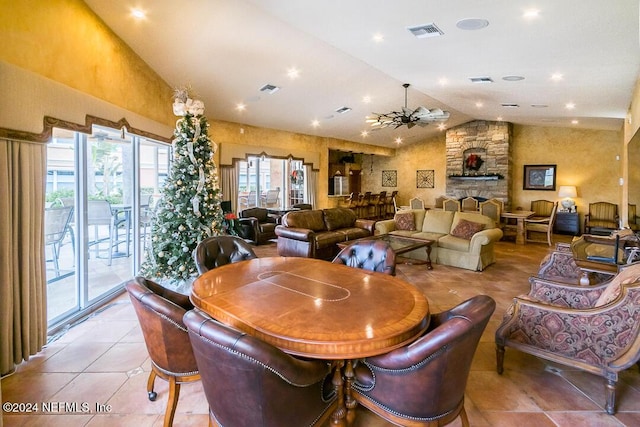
364, 125, 623, 224
0, 0, 633, 213
511, 125, 622, 212
361, 135, 445, 207
0, 0, 393, 209
0, 0, 175, 126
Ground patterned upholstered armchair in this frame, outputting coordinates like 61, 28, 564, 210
584, 201, 619, 234
495, 261, 640, 415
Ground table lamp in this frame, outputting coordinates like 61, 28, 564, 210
558, 185, 577, 211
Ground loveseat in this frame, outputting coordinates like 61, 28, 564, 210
375, 209, 503, 271
275, 208, 375, 259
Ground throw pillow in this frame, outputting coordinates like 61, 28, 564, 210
451, 219, 485, 240
394, 211, 415, 231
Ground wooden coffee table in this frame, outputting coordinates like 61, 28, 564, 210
338, 234, 434, 270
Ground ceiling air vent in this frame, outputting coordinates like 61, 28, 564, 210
469, 76, 494, 83
407, 23, 444, 38
501, 103, 519, 108
259, 84, 280, 94
335, 106, 352, 114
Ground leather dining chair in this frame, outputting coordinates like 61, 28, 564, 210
183, 309, 337, 427
352, 295, 496, 427
332, 240, 396, 275
125, 277, 200, 427
192, 235, 257, 274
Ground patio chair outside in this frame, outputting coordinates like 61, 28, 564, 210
45, 206, 73, 278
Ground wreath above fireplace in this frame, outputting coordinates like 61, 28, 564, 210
465, 154, 484, 171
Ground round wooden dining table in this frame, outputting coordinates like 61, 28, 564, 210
191, 256, 430, 425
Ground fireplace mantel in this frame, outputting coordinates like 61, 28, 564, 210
448, 175, 502, 181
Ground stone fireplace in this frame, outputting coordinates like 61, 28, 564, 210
445, 121, 513, 208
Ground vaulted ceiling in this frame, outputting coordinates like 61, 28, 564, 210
85, 0, 640, 148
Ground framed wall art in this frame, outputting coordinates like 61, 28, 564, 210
382, 170, 397, 187
416, 170, 435, 188
523, 164, 556, 191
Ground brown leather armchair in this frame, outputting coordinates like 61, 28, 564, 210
332, 240, 396, 275
125, 277, 200, 427
183, 309, 336, 427
353, 295, 496, 427
193, 236, 257, 274
238, 207, 278, 244
495, 261, 640, 414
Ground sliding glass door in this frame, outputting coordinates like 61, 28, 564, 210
45, 126, 169, 329
237, 156, 305, 211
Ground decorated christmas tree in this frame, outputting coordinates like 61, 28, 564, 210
139, 87, 225, 283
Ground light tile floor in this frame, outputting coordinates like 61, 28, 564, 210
4, 237, 640, 426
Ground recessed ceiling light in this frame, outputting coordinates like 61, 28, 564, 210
236, 103, 246, 111
531, 104, 548, 108
456, 18, 489, 31
287, 67, 300, 79
571, 120, 579, 125
565, 102, 576, 110
496, 116, 503, 121
361, 131, 369, 137
372, 33, 384, 43
438, 77, 448, 86
394, 137, 403, 144
131, 8, 146, 20
502, 75, 525, 81
438, 123, 446, 131
551, 73, 563, 81
523, 9, 540, 19
311, 120, 320, 128
475, 102, 484, 108
362, 96, 371, 103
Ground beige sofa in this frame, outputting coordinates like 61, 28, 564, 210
375, 209, 503, 271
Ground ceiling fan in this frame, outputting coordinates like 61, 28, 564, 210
366, 83, 450, 129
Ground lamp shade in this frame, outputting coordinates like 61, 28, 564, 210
558, 185, 577, 198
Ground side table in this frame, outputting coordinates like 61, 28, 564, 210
554, 211, 580, 235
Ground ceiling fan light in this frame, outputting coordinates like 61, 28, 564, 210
368, 84, 450, 129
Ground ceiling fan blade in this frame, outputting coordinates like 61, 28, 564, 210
407, 122, 416, 129
431, 111, 450, 121
412, 106, 430, 117
402, 107, 413, 116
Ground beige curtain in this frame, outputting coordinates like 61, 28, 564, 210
0, 138, 47, 376
305, 166, 318, 209
220, 165, 239, 214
